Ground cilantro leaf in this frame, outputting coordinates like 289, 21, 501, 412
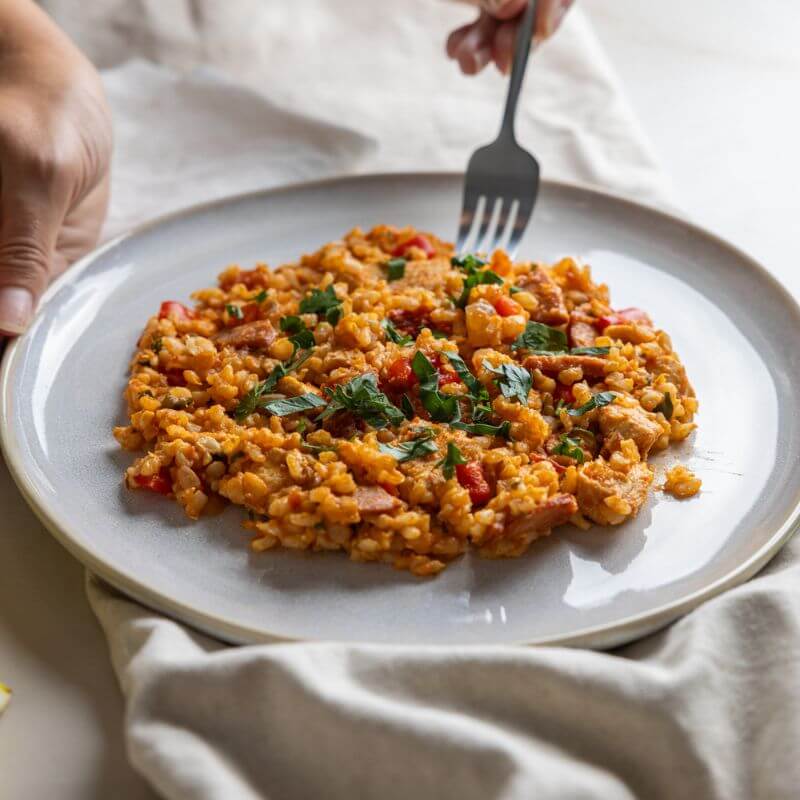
411, 351, 460, 423
654, 392, 674, 420
234, 349, 312, 421
226, 304, 244, 320
280, 315, 315, 352
570, 346, 611, 356
451, 420, 511, 438
483, 360, 531, 405
567, 391, 616, 417
438, 441, 467, 479
512, 322, 568, 353
378, 431, 438, 463
262, 393, 326, 416
381, 318, 414, 346
318, 373, 404, 429
384, 258, 406, 281
299, 285, 342, 326
552, 433, 586, 463
450, 254, 504, 309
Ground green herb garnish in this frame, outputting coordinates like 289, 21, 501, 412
451, 420, 511, 438
430, 330, 449, 339
234, 349, 312, 421
552, 434, 586, 463
512, 321, 568, 353
450, 254, 504, 309
378, 430, 438, 463
250, 290, 268, 304
570, 346, 611, 356
318, 373, 404, 429
151, 337, 163, 354
226, 304, 244, 320
411, 351, 460, 423
655, 392, 674, 420
262, 393, 326, 416
381, 318, 414, 346
384, 258, 406, 281
483, 361, 532, 405
509, 286, 523, 295
438, 441, 467, 479
280, 315, 315, 352
299, 285, 342, 326
567, 391, 616, 417
400, 394, 415, 420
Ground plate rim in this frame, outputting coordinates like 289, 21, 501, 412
3, 171, 799, 650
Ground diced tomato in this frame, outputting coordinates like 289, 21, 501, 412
388, 308, 433, 337
392, 235, 435, 259
386, 357, 418, 391
134, 468, 172, 495
456, 461, 492, 506
493, 296, 522, 317
165, 368, 185, 386
158, 301, 194, 321
241, 303, 260, 324
553, 383, 575, 405
596, 307, 650, 331
430, 353, 461, 386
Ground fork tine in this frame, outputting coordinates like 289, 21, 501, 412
506, 197, 534, 259
456, 188, 481, 253
473, 196, 499, 255
490, 198, 516, 253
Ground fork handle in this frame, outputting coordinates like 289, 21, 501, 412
499, 0, 538, 141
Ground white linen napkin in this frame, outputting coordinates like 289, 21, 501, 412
64, 3, 797, 798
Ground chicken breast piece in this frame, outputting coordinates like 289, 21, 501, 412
569, 320, 598, 349
576, 460, 653, 525
355, 486, 401, 515
649, 354, 693, 396
517, 266, 570, 325
523, 353, 607, 377
214, 319, 277, 351
598, 404, 662, 458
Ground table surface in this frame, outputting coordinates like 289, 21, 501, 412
2, 2, 799, 797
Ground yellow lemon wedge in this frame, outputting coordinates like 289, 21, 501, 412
0, 682, 11, 715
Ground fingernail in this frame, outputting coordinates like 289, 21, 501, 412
0, 287, 34, 336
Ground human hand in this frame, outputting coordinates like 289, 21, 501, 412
447, 0, 574, 75
0, 2, 112, 337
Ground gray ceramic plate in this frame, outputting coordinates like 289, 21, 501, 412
2, 173, 800, 648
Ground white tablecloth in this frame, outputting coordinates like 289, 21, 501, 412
33, 1, 800, 798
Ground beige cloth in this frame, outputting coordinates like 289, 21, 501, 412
34, 1, 797, 798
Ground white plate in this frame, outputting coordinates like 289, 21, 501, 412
3, 174, 800, 648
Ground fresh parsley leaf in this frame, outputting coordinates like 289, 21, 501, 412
483, 360, 531, 405
512, 321, 568, 353
655, 392, 674, 420
250, 290, 268, 304
411, 351, 461, 423
234, 349, 312, 420
318, 373, 404, 429
226, 303, 244, 320
441, 351, 478, 395
570, 346, 611, 356
384, 258, 406, 281
509, 286, 523, 295
299, 285, 342, 326
262, 393, 326, 416
430, 330, 449, 339
280, 315, 316, 352
552, 434, 586, 463
400, 394, 415, 420
381, 318, 413, 346
151, 337, 163, 354
567, 391, 616, 417
438, 441, 467, 479
378, 431, 438, 463
450, 254, 504, 309
296, 418, 308, 434
279, 315, 305, 334
451, 420, 511, 438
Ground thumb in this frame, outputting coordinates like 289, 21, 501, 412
0, 191, 63, 336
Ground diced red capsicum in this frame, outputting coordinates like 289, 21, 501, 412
134, 468, 172, 495
456, 462, 492, 506
493, 296, 522, 317
392, 235, 435, 259
553, 383, 575, 405
596, 307, 650, 331
158, 301, 195, 321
